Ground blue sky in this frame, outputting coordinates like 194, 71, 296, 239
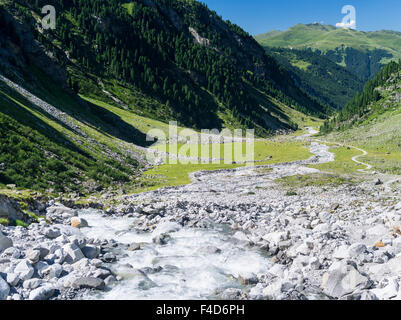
200, 0, 401, 35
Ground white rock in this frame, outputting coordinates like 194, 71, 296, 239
309, 257, 321, 270
296, 243, 311, 256
23, 279, 42, 290
14, 260, 34, 281
348, 243, 367, 257
319, 211, 331, 223
27, 249, 41, 264
62, 243, 84, 264
333, 245, 350, 260
263, 232, 289, 246
366, 224, 388, 238
371, 278, 399, 300
28, 285, 55, 300
41, 264, 63, 279
322, 262, 371, 299
313, 223, 330, 234
6, 273, 20, 286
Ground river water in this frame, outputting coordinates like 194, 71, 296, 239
79, 210, 271, 299
79, 131, 334, 300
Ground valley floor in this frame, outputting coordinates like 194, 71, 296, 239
1, 126, 400, 300
75, 130, 401, 300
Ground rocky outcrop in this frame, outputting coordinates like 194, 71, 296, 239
0, 195, 23, 221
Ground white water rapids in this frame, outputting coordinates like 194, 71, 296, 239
79, 211, 271, 300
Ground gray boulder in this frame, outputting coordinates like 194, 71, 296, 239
29, 285, 55, 300
322, 262, 372, 299
82, 245, 100, 259
0, 232, 13, 253
71, 277, 105, 290
44, 228, 61, 239
0, 195, 22, 221
0, 276, 10, 300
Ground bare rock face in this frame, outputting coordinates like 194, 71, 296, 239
0, 232, 13, 253
0, 8, 66, 85
0, 195, 23, 221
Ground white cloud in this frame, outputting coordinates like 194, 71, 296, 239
336, 20, 356, 30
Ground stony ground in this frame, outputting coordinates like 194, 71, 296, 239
0, 135, 400, 300
0, 203, 121, 300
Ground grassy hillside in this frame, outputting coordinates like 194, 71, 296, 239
0, 0, 331, 138
265, 47, 364, 110
320, 60, 401, 175
255, 23, 401, 80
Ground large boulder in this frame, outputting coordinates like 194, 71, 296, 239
0, 232, 13, 253
0, 195, 22, 221
321, 262, 372, 299
71, 277, 105, 290
82, 245, 100, 259
14, 260, 35, 281
0, 276, 10, 300
70, 217, 88, 229
62, 243, 84, 264
29, 285, 55, 300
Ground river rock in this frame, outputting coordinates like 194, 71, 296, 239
23, 278, 42, 290
333, 245, 350, 260
102, 252, 117, 263
63, 244, 84, 264
33, 247, 50, 259
128, 243, 141, 251
70, 217, 89, 229
348, 243, 367, 257
71, 277, 105, 290
41, 264, 63, 279
14, 260, 35, 281
322, 262, 372, 299
82, 245, 100, 259
29, 285, 55, 300
371, 278, 399, 300
27, 249, 41, 264
0, 276, 10, 300
44, 227, 61, 239
220, 288, 244, 300
152, 233, 170, 245
6, 273, 20, 286
104, 275, 117, 286
238, 273, 258, 285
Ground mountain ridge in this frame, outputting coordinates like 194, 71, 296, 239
255, 23, 401, 80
